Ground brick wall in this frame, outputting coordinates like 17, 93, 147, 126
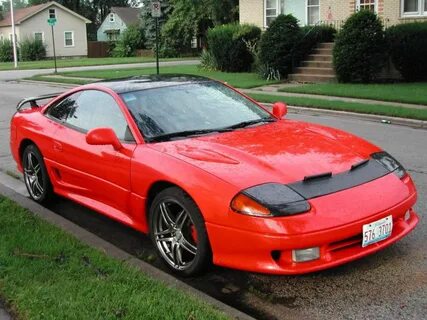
239, 0, 264, 29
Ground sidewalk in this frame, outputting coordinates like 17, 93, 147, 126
0, 302, 11, 320
0, 59, 199, 81
243, 87, 427, 110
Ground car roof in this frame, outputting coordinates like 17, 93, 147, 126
93, 74, 214, 94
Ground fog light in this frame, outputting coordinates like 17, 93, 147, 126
292, 247, 320, 263
404, 211, 411, 221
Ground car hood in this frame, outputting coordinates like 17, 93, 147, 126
149, 120, 381, 190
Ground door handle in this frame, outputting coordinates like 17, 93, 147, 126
53, 141, 63, 152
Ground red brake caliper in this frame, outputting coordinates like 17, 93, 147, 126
190, 224, 198, 244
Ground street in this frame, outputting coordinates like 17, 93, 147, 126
0, 80, 426, 320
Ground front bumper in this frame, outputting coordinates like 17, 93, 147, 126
206, 191, 419, 275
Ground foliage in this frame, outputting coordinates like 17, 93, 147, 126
207, 23, 261, 72
333, 10, 387, 83
19, 38, 46, 61
112, 24, 145, 57
158, 0, 238, 56
386, 22, 427, 81
259, 14, 302, 77
0, 39, 14, 62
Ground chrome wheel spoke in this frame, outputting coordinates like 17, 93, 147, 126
175, 209, 188, 229
155, 228, 173, 237
181, 238, 197, 255
34, 180, 43, 194
172, 243, 183, 267
156, 236, 174, 243
160, 203, 175, 228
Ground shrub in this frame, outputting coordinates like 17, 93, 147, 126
199, 49, 217, 71
20, 38, 46, 61
386, 22, 427, 81
333, 10, 387, 83
0, 39, 14, 62
112, 25, 145, 57
207, 23, 261, 72
259, 14, 302, 77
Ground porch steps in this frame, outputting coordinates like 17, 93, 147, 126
289, 42, 336, 83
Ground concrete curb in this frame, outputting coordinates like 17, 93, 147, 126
0, 175, 255, 320
261, 103, 427, 129
17, 79, 78, 88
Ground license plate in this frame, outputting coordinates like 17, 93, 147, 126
362, 215, 393, 247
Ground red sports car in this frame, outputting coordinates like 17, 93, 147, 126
10, 75, 419, 276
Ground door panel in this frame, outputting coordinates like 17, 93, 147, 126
44, 89, 136, 219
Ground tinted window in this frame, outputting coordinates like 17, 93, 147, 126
47, 92, 80, 121
47, 90, 132, 141
120, 82, 271, 139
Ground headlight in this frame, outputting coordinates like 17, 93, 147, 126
371, 151, 406, 179
230, 183, 311, 217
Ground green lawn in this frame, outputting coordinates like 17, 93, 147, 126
53, 65, 281, 89
279, 83, 427, 105
0, 196, 227, 320
0, 56, 197, 71
249, 93, 427, 121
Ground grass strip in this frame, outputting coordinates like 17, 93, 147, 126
279, 83, 427, 105
0, 196, 227, 320
248, 93, 427, 121
54, 65, 280, 89
0, 57, 196, 71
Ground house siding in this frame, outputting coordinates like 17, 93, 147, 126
18, 5, 88, 57
240, 0, 427, 29
239, 0, 264, 28
97, 13, 127, 41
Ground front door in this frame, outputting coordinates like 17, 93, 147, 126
45, 89, 136, 220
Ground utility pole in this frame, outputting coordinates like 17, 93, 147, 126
151, 1, 161, 75
10, 0, 18, 68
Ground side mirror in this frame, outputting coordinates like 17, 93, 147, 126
272, 102, 287, 119
86, 127, 122, 151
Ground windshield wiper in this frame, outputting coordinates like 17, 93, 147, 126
146, 128, 233, 142
224, 118, 276, 130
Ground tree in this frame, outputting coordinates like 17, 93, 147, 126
159, 0, 239, 55
1, 0, 27, 12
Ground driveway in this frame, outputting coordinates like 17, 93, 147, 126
0, 59, 199, 81
0, 81, 425, 320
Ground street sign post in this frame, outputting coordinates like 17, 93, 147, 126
47, 18, 58, 74
151, 1, 161, 75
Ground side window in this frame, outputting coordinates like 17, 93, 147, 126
66, 90, 132, 141
47, 92, 80, 121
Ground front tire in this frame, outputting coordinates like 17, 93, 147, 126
22, 144, 53, 204
149, 187, 211, 276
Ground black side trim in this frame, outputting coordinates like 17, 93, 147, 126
288, 159, 390, 200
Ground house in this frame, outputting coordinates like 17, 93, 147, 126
240, 0, 427, 29
0, 1, 90, 58
97, 7, 141, 42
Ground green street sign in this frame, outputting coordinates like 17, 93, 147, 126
47, 18, 57, 26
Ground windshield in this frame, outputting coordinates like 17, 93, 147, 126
120, 81, 273, 141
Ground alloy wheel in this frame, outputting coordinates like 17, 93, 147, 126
153, 200, 198, 271
24, 151, 44, 200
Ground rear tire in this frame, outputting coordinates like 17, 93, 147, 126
149, 187, 211, 276
22, 144, 53, 204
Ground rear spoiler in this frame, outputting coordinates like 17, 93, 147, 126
16, 92, 62, 111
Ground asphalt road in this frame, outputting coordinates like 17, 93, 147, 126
0, 81, 426, 320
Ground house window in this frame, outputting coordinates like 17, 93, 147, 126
34, 32, 44, 43
307, 0, 320, 25
402, 0, 427, 16
109, 13, 115, 22
264, 0, 285, 27
356, 0, 377, 13
64, 31, 74, 47
49, 8, 56, 19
